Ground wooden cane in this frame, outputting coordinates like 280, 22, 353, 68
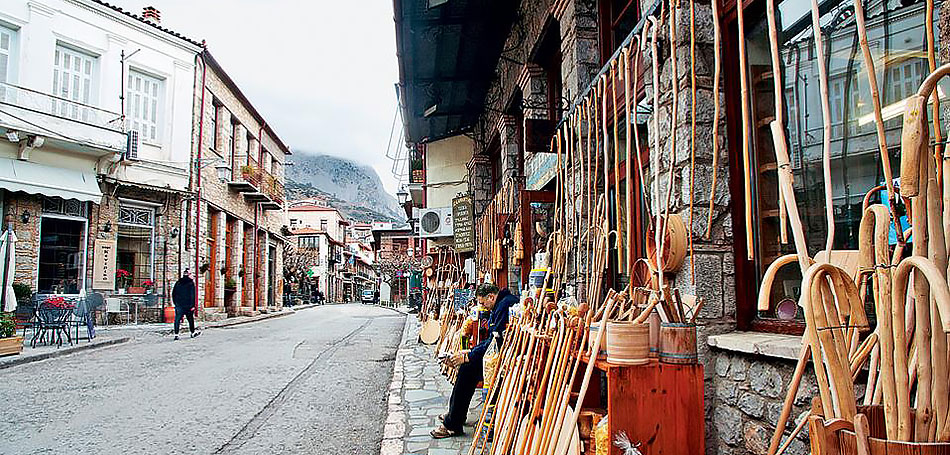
925, 0, 944, 192
612, 60, 624, 275
687, 0, 697, 281
737, 0, 755, 260
764, 0, 791, 247
623, 45, 635, 274
808, 0, 836, 254
852, 0, 904, 244
704, 0, 722, 240
642, 17, 662, 295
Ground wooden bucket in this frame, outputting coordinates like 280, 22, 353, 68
659, 323, 697, 364
588, 323, 607, 359
644, 308, 661, 357
606, 321, 650, 365
811, 405, 950, 454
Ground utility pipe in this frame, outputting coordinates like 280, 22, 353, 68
194, 49, 208, 311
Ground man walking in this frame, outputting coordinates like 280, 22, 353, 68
171, 269, 200, 340
430, 283, 515, 438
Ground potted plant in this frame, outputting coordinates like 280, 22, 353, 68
12, 283, 31, 307
116, 269, 131, 294
143, 280, 155, 294
0, 313, 23, 356
224, 277, 237, 292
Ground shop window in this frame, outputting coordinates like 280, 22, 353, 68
116, 204, 154, 292
126, 70, 163, 143
726, 0, 949, 332
38, 214, 86, 295
598, 0, 641, 65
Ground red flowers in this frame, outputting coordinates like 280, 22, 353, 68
43, 296, 74, 309
116, 269, 131, 278
142, 280, 155, 287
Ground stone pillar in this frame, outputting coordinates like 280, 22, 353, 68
555, 0, 600, 99
243, 225, 255, 309
519, 63, 548, 123
215, 211, 227, 312
467, 154, 492, 216
262, 233, 271, 309
497, 114, 522, 184
232, 219, 244, 312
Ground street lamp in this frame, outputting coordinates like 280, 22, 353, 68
396, 187, 409, 205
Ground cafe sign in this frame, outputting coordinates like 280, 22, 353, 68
92, 238, 117, 289
452, 195, 475, 253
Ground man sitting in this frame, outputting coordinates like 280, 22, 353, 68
430, 283, 516, 438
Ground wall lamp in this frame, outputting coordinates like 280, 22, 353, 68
20, 210, 30, 223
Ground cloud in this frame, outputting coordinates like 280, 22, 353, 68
107, 0, 402, 194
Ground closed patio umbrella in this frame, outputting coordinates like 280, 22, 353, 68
0, 225, 17, 312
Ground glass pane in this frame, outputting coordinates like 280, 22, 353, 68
744, 0, 942, 322
38, 217, 85, 294
116, 224, 153, 291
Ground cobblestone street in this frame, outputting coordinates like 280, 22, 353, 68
0, 304, 404, 455
381, 317, 481, 455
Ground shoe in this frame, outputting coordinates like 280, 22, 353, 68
430, 425, 462, 439
439, 413, 446, 423
173, 335, 180, 341
191, 331, 201, 338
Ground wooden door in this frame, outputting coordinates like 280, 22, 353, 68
204, 212, 217, 308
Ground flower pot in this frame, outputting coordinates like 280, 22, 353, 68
163, 307, 176, 323
0, 336, 24, 357
117, 288, 126, 295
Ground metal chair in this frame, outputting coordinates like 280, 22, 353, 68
104, 297, 130, 325
14, 295, 37, 339
71, 294, 102, 341
31, 303, 73, 348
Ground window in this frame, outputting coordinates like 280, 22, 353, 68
228, 122, 237, 162
728, 0, 949, 332
116, 204, 154, 292
126, 70, 163, 143
38, 197, 87, 295
0, 24, 17, 90
298, 236, 319, 249
598, 0, 640, 64
53, 45, 95, 120
210, 101, 219, 151
320, 220, 328, 231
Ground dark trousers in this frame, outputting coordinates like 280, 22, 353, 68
174, 307, 195, 334
444, 359, 483, 432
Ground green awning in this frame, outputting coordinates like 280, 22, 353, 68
0, 157, 102, 203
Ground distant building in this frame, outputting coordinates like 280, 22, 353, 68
287, 203, 348, 302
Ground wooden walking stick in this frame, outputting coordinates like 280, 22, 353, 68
737, 0, 755, 260
925, 0, 944, 192
623, 46, 635, 274
764, 0, 791, 247
642, 17, 662, 292
704, 0, 722, 240
687, 0, 696, 280
852, 0, 904, 244
612, 59, 624, 274
808, 0, 836, 254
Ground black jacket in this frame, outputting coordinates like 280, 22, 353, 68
468, 288, 516, 365
172, 276, 196, 310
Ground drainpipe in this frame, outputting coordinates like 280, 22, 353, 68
253, 204, 258, 311
194, 49, 208, 312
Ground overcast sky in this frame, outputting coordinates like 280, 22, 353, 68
108, 0, 405, 195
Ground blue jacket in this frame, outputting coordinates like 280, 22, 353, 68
468, 288, 516, 365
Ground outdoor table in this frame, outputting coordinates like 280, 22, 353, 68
30, 302, 74, 348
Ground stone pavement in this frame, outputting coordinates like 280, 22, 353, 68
382, 317, 484, 455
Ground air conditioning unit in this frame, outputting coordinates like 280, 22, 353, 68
125, 130, 139, 160
418, 207, 454, 238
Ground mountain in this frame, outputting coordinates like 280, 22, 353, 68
285, 153, 403, 223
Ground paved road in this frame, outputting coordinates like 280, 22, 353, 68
0, 304, 405, 455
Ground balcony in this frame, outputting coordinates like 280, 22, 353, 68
228, 162, 285, 210
0, 82, 126, 155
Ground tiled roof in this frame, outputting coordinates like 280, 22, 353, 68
87, 1, 204, 47
288, 204, 338, 212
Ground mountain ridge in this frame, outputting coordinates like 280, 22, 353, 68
285, 152, 402, 223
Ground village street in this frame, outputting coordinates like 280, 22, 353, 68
0, 304, 405, 455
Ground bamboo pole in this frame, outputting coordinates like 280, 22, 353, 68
808, 0, 836, 253
704, 0, 722, 240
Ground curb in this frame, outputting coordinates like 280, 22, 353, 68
0, 336, 132, 370
209, 309, 294, 330
380, 314, 413, 455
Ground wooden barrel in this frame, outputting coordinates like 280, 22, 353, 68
659, 323, 697, 364
606, 321, 650, 365
588, 323, 607, 359
813, 405, 950, 454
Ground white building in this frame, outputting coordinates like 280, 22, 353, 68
0, 1, 200, 308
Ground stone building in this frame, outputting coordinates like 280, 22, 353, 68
188, 49, 290, 319
0, 1, 200, 309
394, 0, 950, 453
287, 202, 348, 303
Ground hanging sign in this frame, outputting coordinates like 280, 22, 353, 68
452, 195, 475, 253
92, 238, 117, 289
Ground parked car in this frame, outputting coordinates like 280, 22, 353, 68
360, 289, 375, 304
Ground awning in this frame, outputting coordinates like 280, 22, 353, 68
0, 157, 102, 203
